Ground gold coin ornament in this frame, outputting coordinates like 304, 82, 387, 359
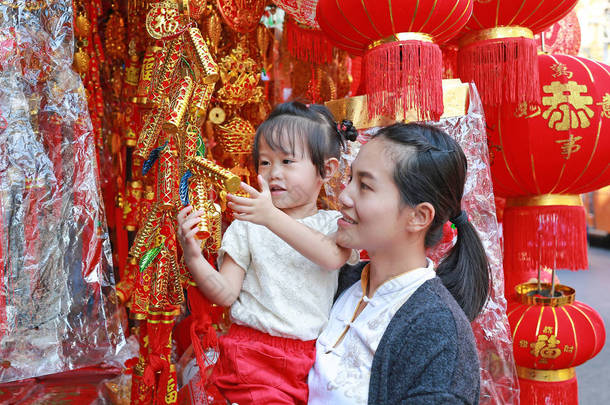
208, 107, 226, 124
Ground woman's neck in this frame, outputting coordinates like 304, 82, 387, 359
366, 243, 428, 297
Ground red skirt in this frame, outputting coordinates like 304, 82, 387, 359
211, 324, 316, 405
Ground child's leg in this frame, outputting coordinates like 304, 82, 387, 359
211, 324, 316, 405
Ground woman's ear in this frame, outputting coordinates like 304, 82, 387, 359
406, 202, 435, 233
322, 157, 339, 182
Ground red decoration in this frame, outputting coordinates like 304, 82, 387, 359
487, 54, 610, 293
535, 11, 581, 55
273, 0, 319, 28
216, 0, 266, 33
316, 0, 471, 120
507, 283, 606, 405
285, 17, 333, 64
457, 0, 578, 107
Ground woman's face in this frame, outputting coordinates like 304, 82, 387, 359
336, 138, 412, 253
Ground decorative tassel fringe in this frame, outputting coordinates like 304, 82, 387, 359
503, 205, 588, 290
187, 286, 220, 388
518, 376, 578, 405
364, 40, 443, 121
285, 18, 333, 64
458, 36, 540, 107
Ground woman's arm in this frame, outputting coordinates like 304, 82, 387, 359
227, 177, 354, 271
177, 206, 244, 307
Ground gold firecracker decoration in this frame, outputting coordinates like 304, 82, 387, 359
216, 116, 255, 155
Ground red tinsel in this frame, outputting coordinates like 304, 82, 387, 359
458, 37, 540, 106
503, 205, 587, 293
364, 40, 443, 121
285, 18, 333, 64
518, 375, 578, 405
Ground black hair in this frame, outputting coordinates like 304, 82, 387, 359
373, 123, 489, 321
253, 101, 357, 178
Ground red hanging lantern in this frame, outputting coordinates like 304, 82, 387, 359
487, 54, 610, 295
457, 0, 577, 107
316, 0, 472, 120
508, 283, 606, 405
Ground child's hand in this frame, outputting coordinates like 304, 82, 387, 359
176, 205, 206, 266
227, 175, 280, 226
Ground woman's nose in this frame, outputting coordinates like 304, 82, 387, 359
338, 185, 354, 207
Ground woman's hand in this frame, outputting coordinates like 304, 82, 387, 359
176, 205, 205, 267
227, 175, 280, 227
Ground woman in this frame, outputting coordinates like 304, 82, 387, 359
308, 123, 489, 404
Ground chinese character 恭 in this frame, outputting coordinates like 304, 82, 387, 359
542, 81, 594, 130
556, 135, 583, 159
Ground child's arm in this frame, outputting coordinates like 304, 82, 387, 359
227, 176, 354, 271
177, 206, 244, 307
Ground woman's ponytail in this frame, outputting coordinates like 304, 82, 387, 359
436, 211, 489, 321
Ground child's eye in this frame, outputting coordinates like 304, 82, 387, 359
282, 159, 293, 164
260, 160, 270, 166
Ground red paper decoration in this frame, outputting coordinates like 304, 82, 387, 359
457, 0, 578, 107
535, 11, 581, 56
316, 0, 472, 119
487, 54, 610, 292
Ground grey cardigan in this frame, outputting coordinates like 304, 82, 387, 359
335, 262, 480, 405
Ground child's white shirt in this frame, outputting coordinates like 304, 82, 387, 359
218, 210, 358, 341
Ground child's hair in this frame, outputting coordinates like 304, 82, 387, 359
253, 101, 357, 177
373, 123, 489, 321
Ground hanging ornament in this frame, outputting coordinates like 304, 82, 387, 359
487, 54, 610, 295
316, 0, 471, 120
457, 0, 578, 107
216, 0, 266, 33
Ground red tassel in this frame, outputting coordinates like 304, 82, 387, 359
285, 18, 333, 65
458, 36, 540, 107
503, 205, 588, 293
364, 40, 443, 121
518, 376, 578, 405
187, 286, 220, 388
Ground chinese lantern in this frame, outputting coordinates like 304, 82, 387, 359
457, 0, 577, 107
316, 0, 472, 120
508, 283, 606, 404
487, 54, 610, 294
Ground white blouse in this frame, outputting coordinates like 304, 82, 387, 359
218, 210, 357, 341
308, 259, 436, 404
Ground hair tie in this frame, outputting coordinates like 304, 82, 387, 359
450, 210, 468, 227
336, 119, 358, 142
305, 103, 310, 108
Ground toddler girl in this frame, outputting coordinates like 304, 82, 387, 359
177, 101, 358, 404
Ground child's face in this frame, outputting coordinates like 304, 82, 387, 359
257, 136, 323, 218
336, 138, 413, 253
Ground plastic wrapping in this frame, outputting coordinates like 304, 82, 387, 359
0, 0, 125, 382
328, 85, 519, 404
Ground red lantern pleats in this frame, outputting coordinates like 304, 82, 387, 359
457, 0, 578, 107
316, 0, 472, 119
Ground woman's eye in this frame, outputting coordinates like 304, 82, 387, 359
360, 182, 371, 191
